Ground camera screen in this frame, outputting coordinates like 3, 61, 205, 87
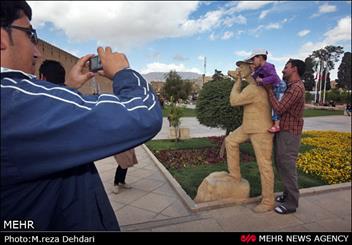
90, 56, 102, 71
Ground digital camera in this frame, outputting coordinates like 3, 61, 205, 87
89, 55, 103, 72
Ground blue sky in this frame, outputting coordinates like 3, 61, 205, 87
28, 1, 351, 79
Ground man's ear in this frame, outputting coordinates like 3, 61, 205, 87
1, 28, 10, 50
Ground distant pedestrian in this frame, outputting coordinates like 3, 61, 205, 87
346, 104, 351, 116
112, 148, 138, 194
159, 96, 165, 109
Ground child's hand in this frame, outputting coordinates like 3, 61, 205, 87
256, 77, 262, 83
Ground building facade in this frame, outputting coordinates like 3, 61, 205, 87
35, 39, 113, 95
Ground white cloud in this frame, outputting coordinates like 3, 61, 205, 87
266, 23, 281, 30
223, 15, 247, 27
29, 1, 224, 50
234, 50, 251, 57
221, 31, 234, 40
299, 16, 351, 59
209, 31, 235, 41
259, 9, 270, 19
229, 1, 273, 13
141, 62, 201, 74
29, 1, 278, 50
319, 3, 337, 14
249, 18, 288, 37
312, 3, 337, 17
298, 29, 311, 37
181, 9, 224, 34
294, 16, 351, 79
299, 41, 326, 60
258, 2, 287, 20
324, 16, 351, 44
249, 25, 265, 37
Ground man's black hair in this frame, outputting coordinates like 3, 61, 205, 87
0, 1, 32, 27
39, 60, 66, 85
287, 59, 306, 77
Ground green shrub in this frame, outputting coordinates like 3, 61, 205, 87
325, 89, 352, 104
305, 92, 314, 103
196, 79, 243, 134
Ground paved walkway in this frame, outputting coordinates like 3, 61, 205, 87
154, 115, 351, 139
95, 115, 351, 232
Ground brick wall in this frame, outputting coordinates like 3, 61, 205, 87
35, 39, 113, 95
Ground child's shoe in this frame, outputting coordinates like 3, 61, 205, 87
268, 126, 280, 133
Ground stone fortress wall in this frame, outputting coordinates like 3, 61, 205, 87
35, 39, 113, 95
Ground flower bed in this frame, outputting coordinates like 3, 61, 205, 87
152, 136, 255, 169
146, 131, 350, 199
297, 131, 351, 184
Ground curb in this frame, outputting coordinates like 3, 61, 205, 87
142, 144, 196, 211
143, 144, 351, 212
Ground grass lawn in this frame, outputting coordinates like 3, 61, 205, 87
162, 105, 196, 117
303, 109, 343, 117
146, 137, 216, 151
162, 106, 344, 118
146, 137, 324, 199
170, 161, 325, 199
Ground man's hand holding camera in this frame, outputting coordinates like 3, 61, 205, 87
65, 54, 95, 89
65, 47, 130, 89
97, 47, 129, 80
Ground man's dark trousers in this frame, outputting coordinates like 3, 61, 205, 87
274, 130, 301, 210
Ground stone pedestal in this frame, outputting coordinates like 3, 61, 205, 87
194, 171, 250, 203
169, 127, 190, 139
179, 128, 190, 139
169, 127, 177, 139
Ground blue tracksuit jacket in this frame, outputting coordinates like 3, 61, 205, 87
0, 67, 162, 231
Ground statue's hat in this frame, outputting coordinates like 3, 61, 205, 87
236, 60, 253, 67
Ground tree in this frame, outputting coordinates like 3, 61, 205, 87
196, 78, 242, 135
167, 97, 183, 142
183, 80, 193, 100
309, 45, 344, 103
212, 69, 225, 81
163, 70, 192, 102
303, 57, 316, 91
321, 69, 331, 91
310, 45, 344, 71
337, 52, 351, 90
